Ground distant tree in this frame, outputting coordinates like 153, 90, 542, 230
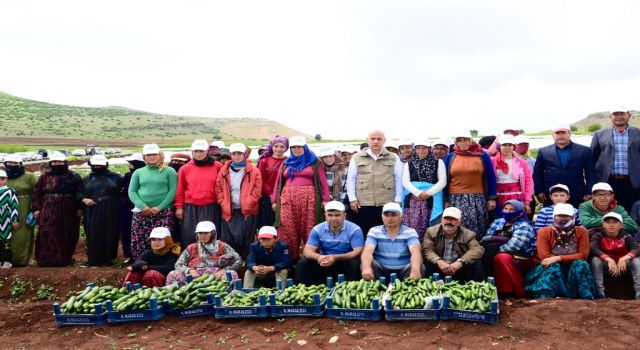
470, 130, 479, 137
587, 123, 602, 132
570, 125, 578, 132
518, 129, 525, 134
315, 133, 322, 141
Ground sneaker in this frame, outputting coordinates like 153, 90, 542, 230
1, 261, 12, 269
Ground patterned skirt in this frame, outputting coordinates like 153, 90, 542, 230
165, 267, 239, 286
496, 182, 524, 217
448, 193, 488, 239
402, 196, 432, 241
123, 270, 167, 288
277, 185, 316, 260
130, 209, 174, 260
525, 260, 595, 299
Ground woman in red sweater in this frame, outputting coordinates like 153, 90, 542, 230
257, 136, 288, 227
525, 203, 595, 299
272, 137, 329, 260
174, 139, 223, 246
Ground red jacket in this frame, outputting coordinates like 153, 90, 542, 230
215, 161, 262, 221
174, 161, 223, 208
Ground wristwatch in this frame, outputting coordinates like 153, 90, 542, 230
456, 258, 467, 266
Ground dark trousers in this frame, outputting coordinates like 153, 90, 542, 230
424, 260, 485, 283
0, 240, 11, 262
609, 176, 640, 213
356, 206, 383, 236
295, 258, 361, 285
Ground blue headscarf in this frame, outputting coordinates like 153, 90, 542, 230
284, 145, 317, 180
502, 199, 526, 223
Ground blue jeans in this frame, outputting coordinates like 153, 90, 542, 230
591, 257, 640, 299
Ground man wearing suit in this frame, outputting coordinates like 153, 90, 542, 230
533, 125, 597, 208
591, 107, 640, 212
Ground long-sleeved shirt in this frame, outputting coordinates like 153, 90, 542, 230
173, 161, 222, 208
590, 230, 640, 261
483, 218, 536, 257
402, 159, 447, 197
174, 240, 242, 274
346, 148, 404, 203
128, 165, 177, 210
131, 250, 180, 276
245, 240, 292, 272
578, 200, 638, 233
534, 205, 581, 232
270, 164, 330, 203
535, 226, 589, 263
258, 156, 287, 197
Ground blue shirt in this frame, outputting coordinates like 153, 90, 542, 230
533, 205, 581, 232
365, 224, 420, 269
612, 127, 629, 175
245, 240, 292, 272
307, 220, 364, 255
555, 142, 573, 169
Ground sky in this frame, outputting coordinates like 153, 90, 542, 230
1, 0, 639, 140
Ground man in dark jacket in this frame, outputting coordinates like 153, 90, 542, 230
533, 125, 596, 208
243, 226, 291, 288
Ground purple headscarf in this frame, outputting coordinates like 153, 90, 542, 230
259, 136, 289, 160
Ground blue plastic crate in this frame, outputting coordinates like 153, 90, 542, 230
214, 293, 270, 319
383, 273, 442, 321
163, 293, 216, 318
268, 278, 333, 318
325, 274, 385, 321
106, 298, 164, 324
53, 303, 107, 326
440, 277, 500, 325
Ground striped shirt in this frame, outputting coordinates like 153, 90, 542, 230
365, 224, 420, 269
612, 127, 629, 175
307, 220, 364, 255
534, 205, 581, 232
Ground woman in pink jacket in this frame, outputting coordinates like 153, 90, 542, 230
491, 134, 534, 218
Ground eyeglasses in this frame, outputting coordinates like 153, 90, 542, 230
593, 193, 613, 198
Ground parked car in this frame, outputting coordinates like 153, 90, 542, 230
37, 148, 48, 159
71, 149, 86, 157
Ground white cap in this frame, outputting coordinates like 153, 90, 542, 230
603, 212, 623, 223
551, 124, 571, 133
211, 141, 226, 148
553, 203, 575, 217
385, 140, 399, 150
382, 202, 402, 214
4, 154, 23, 163
452, 130, 473, 139
398, 139, 413, 147
49, 152, 67, 162
124, 153, 144, 162
592, 182, 613, 193
515, 135, 530, 144
257, 226, 278, 239
413, 139, 430, 147
149, 227, 171, 239
229, 143, 247, 154
191, 139, 209, 151
433, 138, 451, 147
442, 207, 462, 220
610, 107, 629, 114
499, 134, 516, 145
325, 201, 346, 212
318, 147, 335, 157
338, 145, 353, 153
142, 144, 161, 155
289, 136, 307, 147
89, 155, 108, 166
195, 221, 216, 233
0, 170, 6, 178
549, 184, 570, 194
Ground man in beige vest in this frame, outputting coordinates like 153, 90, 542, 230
346, 130, 404, 235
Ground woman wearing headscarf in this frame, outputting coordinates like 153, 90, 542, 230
491, 134, 534, 218
32, 153, 82, 266
443, 130, 497, 239
128, 144, 178, 260
525, 203, 595, 299
272, 137, 330, 260
77, 155, 123, 266
168, 153, 191, 173
165, 221, 241, 285
175, 139, 223, 246
3, 154, 37, 266
124, 227, 181, 287
119, 153, 146, 264
480, 200, 536, 298
319, 147, 348, 202
402, 140, 446, 240
397, 140, 414, 163
215, 143, 262, 258
257, 136, 288, 227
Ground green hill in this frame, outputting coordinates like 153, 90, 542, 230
568, 110, 640, 133
0, 92, 308, 144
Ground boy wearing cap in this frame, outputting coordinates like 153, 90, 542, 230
361, 202, 423, 280
579, 183, 638, 234
0, 170, 19, 268
590, 212, 640, 299
422, 207, 485, 282
244, 226, 291, 288
534, 184, 581, 233
296, 201, 365, 285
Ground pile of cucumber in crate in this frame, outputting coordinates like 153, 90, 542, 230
53, 272, 499, 326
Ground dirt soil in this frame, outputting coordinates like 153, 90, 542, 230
0, 241, 638, 350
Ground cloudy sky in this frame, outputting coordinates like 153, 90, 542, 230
1, 0, 639, 139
